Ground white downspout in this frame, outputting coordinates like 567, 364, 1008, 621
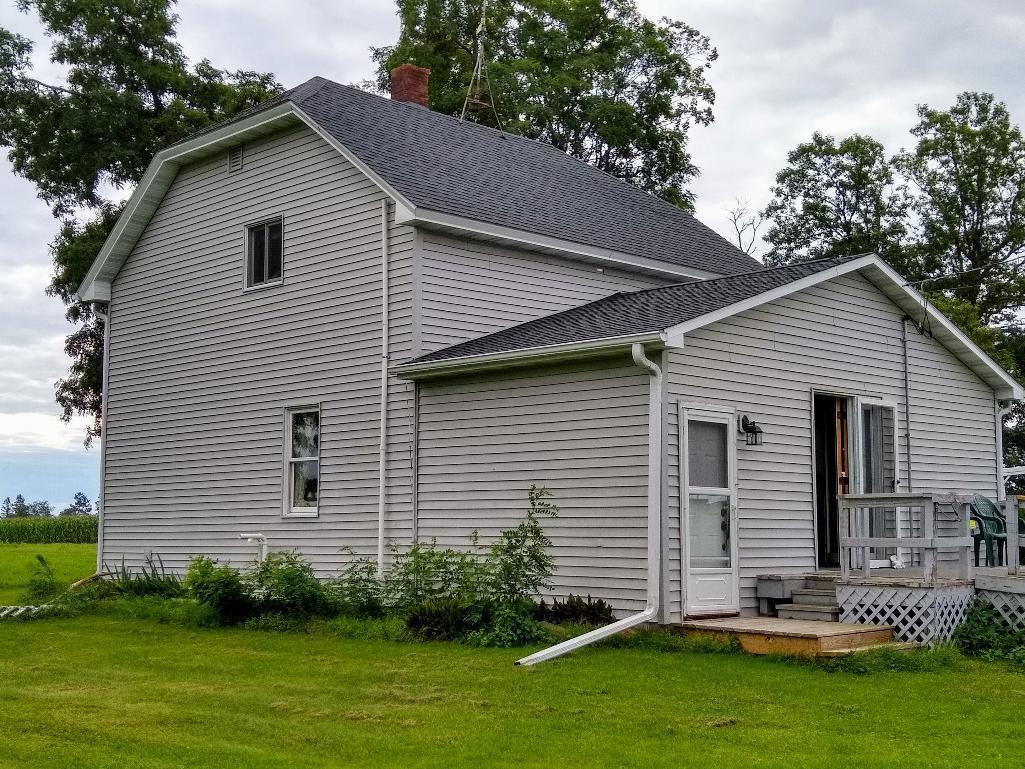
996, 400, 1013, 502
377, 200, 390, 576
516, 342, 662, 665
94, 303, 111, 573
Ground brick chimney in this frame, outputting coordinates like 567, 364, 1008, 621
389, 63, 430, 107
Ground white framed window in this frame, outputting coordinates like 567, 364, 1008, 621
245, 218, 283, 289
284, 406, 320, 517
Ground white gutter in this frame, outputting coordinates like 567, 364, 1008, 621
393, 331, 668, 380
377, 200, 390, 576
94, 303, 112, 573
516, 342, 663, 665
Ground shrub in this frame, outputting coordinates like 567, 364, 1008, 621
466, 601, 549, 648
383, 542, 471, 610
327, 557, 384, 617
405, 597, 480, 641
24, 555, 59, 602
535, 594, 615, 625
184, 557, 255, 624
484, 485, 558, 604
103, 554, 185, 598
0, 515, 97, 544
953, 600, 1025, 659
247, 552, 329, 617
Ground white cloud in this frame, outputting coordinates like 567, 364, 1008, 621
0, 412, 93, 452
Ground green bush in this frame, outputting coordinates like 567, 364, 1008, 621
535, 594, 615, 625
24, 555, 59, 602
184, 557, 255, 624
484, 486, 558, 604
466, 601, 549, 648
247, 552, 329, 617
405, 597, 480, 641
0, 515, 97, 544
953, 600, 1025, 659
327, 557, 384, 617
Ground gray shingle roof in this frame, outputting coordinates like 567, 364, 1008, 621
410, 255, 863, 364
281, 77, 758, 277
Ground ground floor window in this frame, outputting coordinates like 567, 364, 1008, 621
285, 406, 319, 516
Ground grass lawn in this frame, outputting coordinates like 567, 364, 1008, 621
2, 614, 1025, 768
0, 543, 96, 604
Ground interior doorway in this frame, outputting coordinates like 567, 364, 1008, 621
813, 394, 850, 569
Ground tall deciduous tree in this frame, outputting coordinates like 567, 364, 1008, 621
373, 0, 718, 209
0, 0, 281, 444
894, 92, 1025, 325
762, 132, 911, 271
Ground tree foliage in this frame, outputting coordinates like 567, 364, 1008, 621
762, 132, 911, 272
373, 0, 717, 208
59, 491, 94, 517
762, 94, 1025, 489
1, 494, 53, 517
0, 0, 281, 443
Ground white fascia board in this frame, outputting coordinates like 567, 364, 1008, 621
76, 102, 300, 302
663, 253, 1023, 401
399, 206, 717, 281
392, 331, 669, 380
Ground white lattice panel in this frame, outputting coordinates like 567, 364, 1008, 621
977, 590, 1025, 630
837, 584, 973, 645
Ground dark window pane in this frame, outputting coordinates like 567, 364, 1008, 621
291, 411, 319, 458
250, 225, 266, 285
291, 460, 319, 508
267, 222, 282, 280
688, 420, 728, 488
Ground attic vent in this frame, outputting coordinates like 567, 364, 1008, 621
227, 145, 243, 174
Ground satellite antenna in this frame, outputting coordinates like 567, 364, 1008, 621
460, 0, 504, 131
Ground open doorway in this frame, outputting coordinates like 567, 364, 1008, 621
814, 393, 901, 570
814, 394, 850, 569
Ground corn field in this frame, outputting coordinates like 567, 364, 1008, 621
0, 516, 98, 544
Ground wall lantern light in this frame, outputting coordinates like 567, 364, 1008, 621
739, 415, 764, 446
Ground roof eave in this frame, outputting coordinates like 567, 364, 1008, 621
392, 331, 670, 380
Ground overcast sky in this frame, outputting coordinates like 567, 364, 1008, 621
3, 0, 1025, 507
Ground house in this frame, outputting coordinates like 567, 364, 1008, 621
77, 65, 1023, 638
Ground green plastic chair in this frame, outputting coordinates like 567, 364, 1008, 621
970, 495, 1007, 567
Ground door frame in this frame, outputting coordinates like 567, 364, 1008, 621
811, 389, 903, 571
679, 402, 740, 616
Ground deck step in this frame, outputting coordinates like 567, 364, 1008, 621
790, 588, 838, 607
776, 603, 841, 622
802, 577, 839, 593
680, 616, 894, 656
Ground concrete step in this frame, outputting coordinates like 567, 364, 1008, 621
791, 588, 838, 607
776, 603, 841, 622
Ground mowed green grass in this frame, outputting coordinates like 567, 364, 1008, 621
2, 615, 1025, 769
0, 543, 96, 604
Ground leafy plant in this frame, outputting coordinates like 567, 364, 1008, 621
184, 557, 255, 625
24, 555, 59, 602
103, 554, 184, 598
383, 541, 470, 610
952, 600, 1025, 658
466, 601, 548, 648
535, 594, 615, 625
327, 556, 385, 618
484, 485, 558, 603
405, 597, 478, 641
246, 552, 328, 618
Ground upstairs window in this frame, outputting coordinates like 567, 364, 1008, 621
285, 406, 320, 516
246, 218, 282, 289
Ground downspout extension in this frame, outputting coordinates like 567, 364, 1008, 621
377, 200, 390, 577
516, 342, 663, 666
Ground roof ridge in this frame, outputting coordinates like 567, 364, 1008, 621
620, 253, 873, 298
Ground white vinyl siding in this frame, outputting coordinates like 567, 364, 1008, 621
416, 359, 651, 614
102, 124, 416, 574
417, 231, 671, 353
664, 272, 998, 619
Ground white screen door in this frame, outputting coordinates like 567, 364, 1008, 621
681, 405, 739, 615
855, 398, 902, 566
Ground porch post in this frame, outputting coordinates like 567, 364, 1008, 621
1007, 497, 1020, 576
922, 496, 936, 582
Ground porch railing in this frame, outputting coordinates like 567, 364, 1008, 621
838, 493, 973, 582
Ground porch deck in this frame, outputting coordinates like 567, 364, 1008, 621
679, 615, 896, 656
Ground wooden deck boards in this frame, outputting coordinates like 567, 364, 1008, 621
680, 616, 894, 656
